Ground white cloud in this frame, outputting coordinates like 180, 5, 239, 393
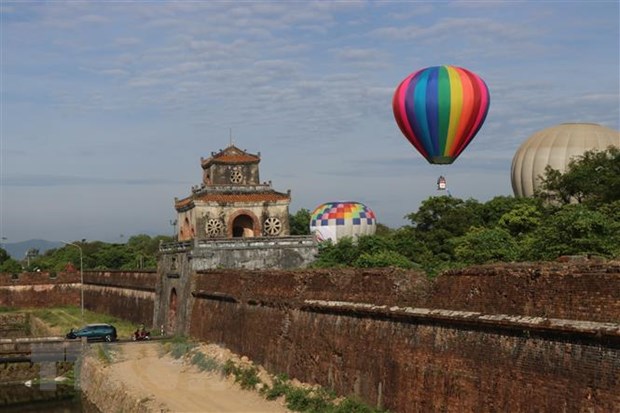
1, 0, 618, 241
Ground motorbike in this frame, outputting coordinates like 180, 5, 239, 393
132, 327, 151, 341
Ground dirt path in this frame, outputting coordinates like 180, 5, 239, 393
106, 342, 291, 413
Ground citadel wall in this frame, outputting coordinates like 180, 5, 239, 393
187, 264, 620, 413
0, 270, 157, 326
2, 263, 619, 412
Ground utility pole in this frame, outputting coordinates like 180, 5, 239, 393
62, 241, 84, 322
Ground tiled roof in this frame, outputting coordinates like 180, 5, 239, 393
211, 154, 260, 163
175, 197, 193, 209
175, 191, 290, 210
195, 192, 289, 203
202, 145, 259, 166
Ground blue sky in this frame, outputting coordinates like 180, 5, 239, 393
1, 1, 619, 243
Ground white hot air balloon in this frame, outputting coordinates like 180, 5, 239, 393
511, 123, 619, 197
309, 201, 377, 243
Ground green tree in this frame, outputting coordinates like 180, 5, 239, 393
0, 248, 21, 273
27, 235, 172, 271
405, 196, 483, 260
454, 227, 519, 265
526, 204, 617, 260
498, 203, 543, 237
353, 250, 417, 269
0, 248, 10, 264
374, 222, 393, 237
480, 196, 543, 228
311, 237, 359, 268
289, 209, 311, 235
538, 146, 620, 206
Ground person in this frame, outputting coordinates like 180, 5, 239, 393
134, 323, 149, 340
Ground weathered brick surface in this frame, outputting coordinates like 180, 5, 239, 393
193, 267, 431, 307
0, 272, 80, 286
84, 270, 157, 291
0, 272, 80, 309
4, 262, 620, 412
189, 262, 620, 413
84, 285, 155, 327
0, 270, 157, 326
427, 262, 620, 322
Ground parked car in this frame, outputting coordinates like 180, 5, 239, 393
66, 323, 117, 342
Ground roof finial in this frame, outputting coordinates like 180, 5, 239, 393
229, 128, 233, 147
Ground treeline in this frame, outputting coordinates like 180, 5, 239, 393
1, 147, 618, 276
294, 146, 620, 275
0, 234, 173, 272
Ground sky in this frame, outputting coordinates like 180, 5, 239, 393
1, 0, 619, 244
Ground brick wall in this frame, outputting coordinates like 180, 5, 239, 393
0, 272, 80, 308
426, 261, 620, 322
0, 270, 157, 326
3, 262, 620, 412
188, 262, 620, 413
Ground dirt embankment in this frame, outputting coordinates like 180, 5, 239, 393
80, 342, 291, 413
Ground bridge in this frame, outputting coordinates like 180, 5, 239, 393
0, 336, 167, 364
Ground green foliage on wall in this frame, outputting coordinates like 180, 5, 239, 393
312, 147, 620, 276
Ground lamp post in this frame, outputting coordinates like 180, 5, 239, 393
62, 241, 83, 321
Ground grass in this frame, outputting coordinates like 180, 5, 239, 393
95, 343, 115, 365
190, 351, 221, 372
166, 335, 198, 359
13, 306, 139, 338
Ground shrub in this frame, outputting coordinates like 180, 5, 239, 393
190, 352, 220, 372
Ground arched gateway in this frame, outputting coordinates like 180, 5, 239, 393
168, 287, 177, 334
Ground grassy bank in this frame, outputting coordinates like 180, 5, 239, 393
3, 306, 138, 339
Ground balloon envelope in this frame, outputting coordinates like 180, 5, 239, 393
309, 201, 376, 243
393, 65, 490, 164
511, 123, 620, 197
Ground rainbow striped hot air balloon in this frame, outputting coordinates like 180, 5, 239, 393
393, 65, 490, 164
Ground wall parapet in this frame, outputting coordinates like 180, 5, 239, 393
301, 300, 620, 346
194, 236, 316, 250
187, 263, 620, 412
84, 270, 157, 292
0, 272, 79, 286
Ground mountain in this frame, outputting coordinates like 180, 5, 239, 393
2, 239, 63, 260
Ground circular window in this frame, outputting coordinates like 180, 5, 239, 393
230, 169, 243, 184
263, 217, 282, 236
205, 219, 224, 237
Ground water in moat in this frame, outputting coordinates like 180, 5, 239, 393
0, 383, 100, 412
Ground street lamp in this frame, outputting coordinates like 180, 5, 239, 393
62, 241, 83, 321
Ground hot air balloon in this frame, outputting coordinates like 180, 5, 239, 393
511, 123, 619, 197
393, 65, 490, 164
309, 201, 376, 243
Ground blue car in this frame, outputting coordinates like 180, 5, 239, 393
66, 323, 117, 342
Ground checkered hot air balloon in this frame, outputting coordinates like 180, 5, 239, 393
393, 65, 490, 164
309, 201, 376, 243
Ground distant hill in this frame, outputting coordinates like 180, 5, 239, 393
2, 239, 63, 260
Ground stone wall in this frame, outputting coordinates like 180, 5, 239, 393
0, 313, 29, 337
155, 250, 195, 335
0, 272, 80, 309
79, 354, 150, 413
0, 270, 157, 327
3, 261, 620, 412
83, 271, 157, 326
190, 236, 318, 270
187, 263, 620, 413
426, 261, 620, 322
